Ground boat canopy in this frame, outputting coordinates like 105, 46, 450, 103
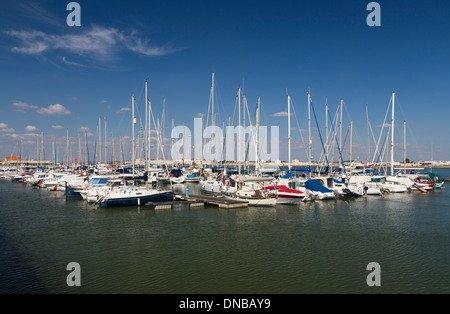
281, 167, 311, 179
170, 169, 183, 177
425, 173, 443, 182
305, 179, 333, 193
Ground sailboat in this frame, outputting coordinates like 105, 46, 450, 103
97, 90, 174, 207
200, 72, 223, 193
222, 182, 278, 206
260, 185, 304, 204
169, 168, 186, 184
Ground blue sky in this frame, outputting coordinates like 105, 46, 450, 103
1, 0, 449, 163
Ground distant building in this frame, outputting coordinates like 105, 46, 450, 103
4, 156, 20, 162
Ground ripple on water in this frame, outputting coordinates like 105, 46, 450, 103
0, 179, 449, 293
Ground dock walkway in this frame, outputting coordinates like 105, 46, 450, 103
145, 193, 249, 209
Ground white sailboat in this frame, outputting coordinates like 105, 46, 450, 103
97, 89, 174, 207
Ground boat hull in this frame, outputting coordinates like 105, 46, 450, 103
98, 191, 174, 207
223, 193, 277, 206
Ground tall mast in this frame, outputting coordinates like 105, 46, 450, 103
366, 105, 370, 162
157, 118, 160, 160
288, 94, 291, 170
171, 119, 174, 165
161, 97, 165, 163
53, 136, 56, 168
238, 87, 241, 175
325, 101, 328, 161
339, 98, 343, 169
148, 99, 152, 163
85, 130, 89, 166
211, 72, 215, 166
211, 72, 215, 130
307, 91, 312, 172
66, 129, 69, 166
243, 94, 246, 171
403, 120, 406, 174
350, 121, 353, 178
98, 116, 101, 165
104, 117, 107, 164
132, 95, 135, 176
78, 135, 82, 166
41, 132, 44, 165
256, 96, 260, 175
145, 79, 148, 172
182, 127, 185, 168
391, 92, 395, 176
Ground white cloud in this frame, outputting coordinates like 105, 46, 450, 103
377, 123, 391, 128
272, 112, 293, 117
77, 126, 91, 133
100, 100, 108, 103
0, 123, 8, 129
26, 125, 40, 132
12, 101, 37, 109
1, 133, 19, 139
5, 26, 179, 62
60, 56, 86, 67
37, 104, 71, 115
22, 133, 41, 138
0, 128, 15, 133
52, 125, 64, 129
116, 107, 131, 114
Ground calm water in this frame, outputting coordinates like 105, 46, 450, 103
1, 169, 449, 294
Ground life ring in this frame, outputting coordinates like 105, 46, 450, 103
225, 180, 231, 186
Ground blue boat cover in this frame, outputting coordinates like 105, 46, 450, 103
305, 179, 333, 193
333, 178, 347, 186
291, 166, 312, 173
281, 170, 292, 179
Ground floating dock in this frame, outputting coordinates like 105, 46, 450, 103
187, 193, 249, 209
145, 193, 249, 209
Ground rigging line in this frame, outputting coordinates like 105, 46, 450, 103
327, 109, 347, 175
394, 94, 408, 124
202, 80, 213, 153
149, 101, 171, 184
391, 94, 416, 159
311, 101, 330, 170
332, 125, 350, 178
325, 107, 338, 160
231, 91, 238, 128
372, 125, 390, 175
244, 105, 257, 163
372, 96, 392, 163
368, 119, 377, 157
243, 97, 259, 165
214, 80, 226, 129
326, 106, 339, 165
289, 98, 308, 160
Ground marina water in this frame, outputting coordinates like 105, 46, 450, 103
1, 168, 449, 294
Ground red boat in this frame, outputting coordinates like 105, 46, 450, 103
414, 176, 435, 190
260, 185, 304, 204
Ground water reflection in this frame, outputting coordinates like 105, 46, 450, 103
0, 177, 449, 294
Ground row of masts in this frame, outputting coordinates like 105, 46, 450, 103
9, 74, 408, 177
